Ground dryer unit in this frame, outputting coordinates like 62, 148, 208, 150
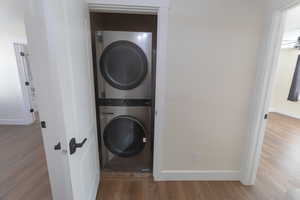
100, 106, 152, 172
96, 31, 152, 99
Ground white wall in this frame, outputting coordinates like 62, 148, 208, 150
281, 5, 300, 48
270, 49, 300, 118
160, 0, 267, 172
285, 4, 300, 31
0, 0, 28, 124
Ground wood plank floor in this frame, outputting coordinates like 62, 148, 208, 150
1, 113, 300, 200
98, 113, 300, 200
0, 122, 52, 200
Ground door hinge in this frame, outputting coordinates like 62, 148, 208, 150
264, 114, 268, 119
41, 121, 47, 128
20, 52, 29, 57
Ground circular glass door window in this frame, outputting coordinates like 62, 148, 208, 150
100, 41, 148, 90
103, 116, 146, 157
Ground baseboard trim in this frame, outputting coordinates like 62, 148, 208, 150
269, 109, 300, 120
156, 170, 240, 181
0, 118, 34, 125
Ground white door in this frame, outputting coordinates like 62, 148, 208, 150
25, 0, 100, 200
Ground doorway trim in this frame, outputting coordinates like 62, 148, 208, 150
241, 0, 300, 185
86, 0, 170, 180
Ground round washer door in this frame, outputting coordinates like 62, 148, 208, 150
100, 40, 148, 90
103, 116, 146, 157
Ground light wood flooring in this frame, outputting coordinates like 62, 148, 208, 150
1, 113, 300, 200
0, 122, 52, 200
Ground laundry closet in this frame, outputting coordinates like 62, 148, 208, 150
90, 13, 157, 173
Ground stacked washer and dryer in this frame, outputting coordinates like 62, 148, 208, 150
95, 31, 153, 172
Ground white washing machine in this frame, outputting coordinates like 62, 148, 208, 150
95, 31, 152, 99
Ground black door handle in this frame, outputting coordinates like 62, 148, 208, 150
69, 138, 87, 155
